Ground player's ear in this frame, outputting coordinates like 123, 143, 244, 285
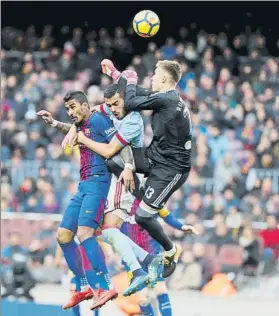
82, 102, 89, 109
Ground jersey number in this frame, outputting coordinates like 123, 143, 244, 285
145, 186, 155, 199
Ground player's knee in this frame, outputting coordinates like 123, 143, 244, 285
154, 281, 167, 295
56, 228, 74, 244
76, 226, 94, 243
135, 213, 149, 228
103, 213, 123, 229
138, 288, 150, 306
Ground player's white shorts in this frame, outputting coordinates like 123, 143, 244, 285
105, 174, 144, 221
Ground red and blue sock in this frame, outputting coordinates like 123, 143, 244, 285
81, 237, 111, 290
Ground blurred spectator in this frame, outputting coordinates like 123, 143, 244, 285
168, 249, 203, 290
209, 222, 236, 248
142, 42, 157, 73
192, 243, 211, 283
260, 215, 279, 260
1, 233, 35, 300
161, 37, 176, 60
29, 239, 50, 265
238, 226, 261, 272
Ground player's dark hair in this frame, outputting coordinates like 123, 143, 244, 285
104, 84, 120, 99
157, 60, 182, 83
63, 90, 88, 105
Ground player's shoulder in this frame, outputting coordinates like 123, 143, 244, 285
90, 112, 113, 126
149, 91, 166, 99
124, 111, 143, 124
167, 90, 181, 102
150, 90, 178, 106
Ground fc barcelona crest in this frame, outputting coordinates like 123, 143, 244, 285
84, 128, 90, 136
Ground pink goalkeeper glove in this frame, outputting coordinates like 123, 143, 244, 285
122, 70, 138, 85
101, 59, 121, 83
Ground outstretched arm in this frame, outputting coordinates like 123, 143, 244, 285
159, 208, 198, 234
37, 110, 72, 135
54, 122, 73, 135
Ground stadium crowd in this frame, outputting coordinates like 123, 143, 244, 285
1, 25, 279, 295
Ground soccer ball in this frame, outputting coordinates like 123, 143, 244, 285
133, 10, 160, 38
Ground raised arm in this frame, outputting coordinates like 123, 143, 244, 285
37, 110, 72, 135
117, 75, 149, 97
121, 71, 164, 111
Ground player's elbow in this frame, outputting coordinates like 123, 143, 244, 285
124, 101, 135, 111
103, 148, 117, 159
103, 152, 113, 159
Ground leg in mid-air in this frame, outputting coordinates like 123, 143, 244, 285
70, 274, 100, 316
137, 281, 172, 316
76, 177, 118, 310
99, 175, 164, 296
120, 208, 173, 316
57, 176, 117, 311
56, 196, 94, 310
135, 165, 189, 278
136, 287, 155, 316
107, 151, 188, 278
155, 281, 172, 316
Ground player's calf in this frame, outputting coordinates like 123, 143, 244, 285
57, 228, 89, 294
135, 204, 174, 251
77, 225, 113, 292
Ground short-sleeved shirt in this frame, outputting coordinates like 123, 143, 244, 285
100, 104, 144, 149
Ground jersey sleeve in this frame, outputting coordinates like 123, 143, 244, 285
100, 103, 113, 118
124, 84, 164, 111
159, 209, 184, 230
118, 75, 149, 97
114, 115, 143, 147
136, 85, 150, 96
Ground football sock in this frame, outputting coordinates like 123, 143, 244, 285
158, 293, 172, 316
140, 303, 155, 316
59, 240, 87, 291
165, 245, 176, 257
101, 228, 143, 272
81, 237, 111, 290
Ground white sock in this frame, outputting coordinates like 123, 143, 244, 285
126, 238, 149, 262
100, 228, 142, 272
165, 244, 176, 257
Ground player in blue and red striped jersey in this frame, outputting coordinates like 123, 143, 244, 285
38, 90, 118, 311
